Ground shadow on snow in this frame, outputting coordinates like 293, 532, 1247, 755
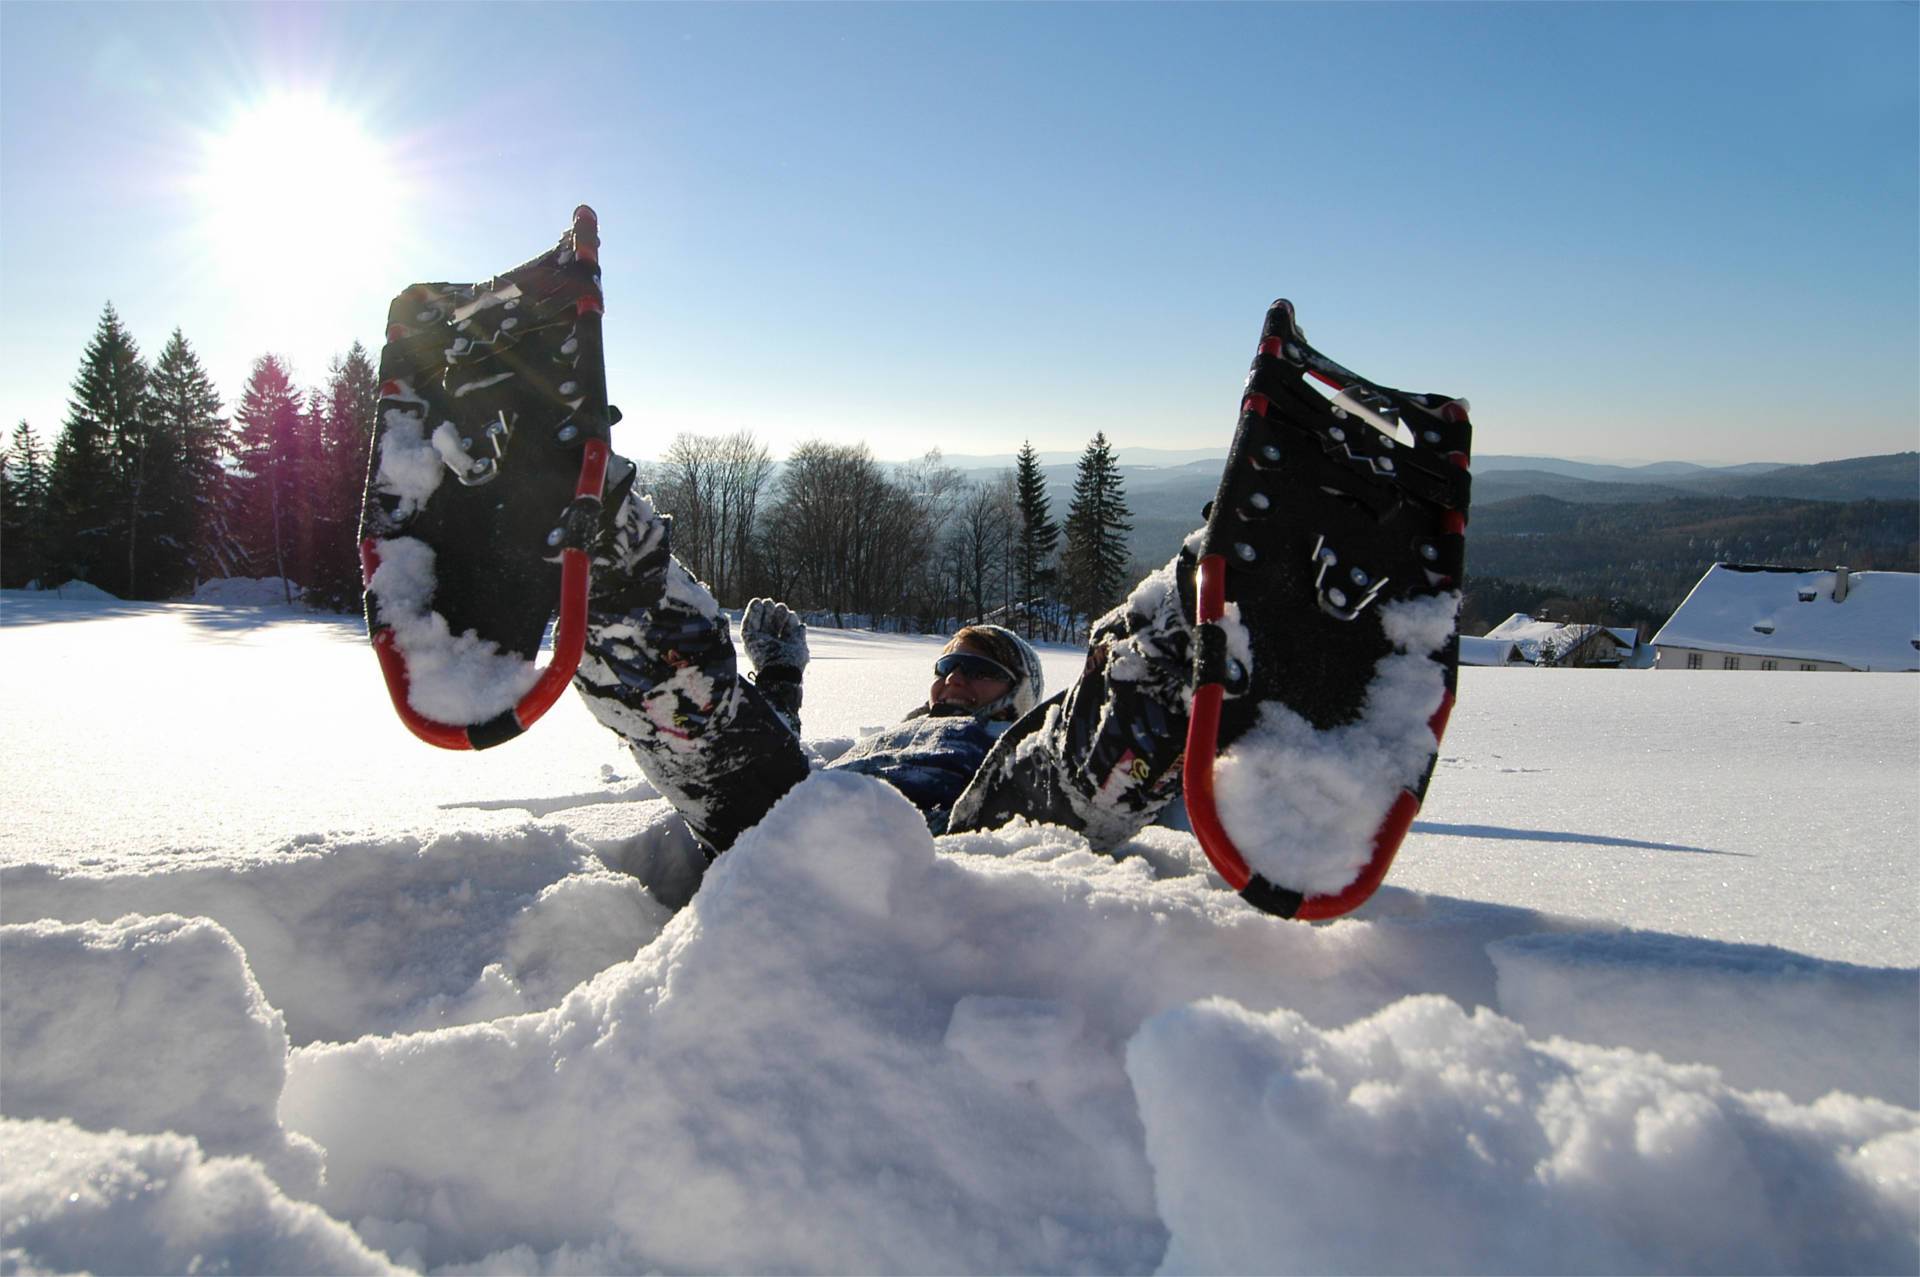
1412, 821, 1750, 857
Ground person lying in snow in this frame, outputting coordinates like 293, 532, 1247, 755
571, 468, 1196, 857
359, 242, 1470, 917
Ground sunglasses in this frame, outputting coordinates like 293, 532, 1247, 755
933, 651, 1016, 684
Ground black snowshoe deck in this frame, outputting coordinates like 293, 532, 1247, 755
359, 206, 613, 749
1186, 299, 1472, 920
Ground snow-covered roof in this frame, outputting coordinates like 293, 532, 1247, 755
1652, 564, 1920, 671
1483, 614, 1631, 664
1459, 635, 1519, 665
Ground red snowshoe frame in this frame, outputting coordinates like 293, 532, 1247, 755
362, 206, 611, 752
1182, 303, 1471, 920
362, 441, 609, 751
1182, 558, 1455, 921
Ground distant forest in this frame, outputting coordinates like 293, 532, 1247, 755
1458, 494, 1920, 634
1068, 452, 1920, 638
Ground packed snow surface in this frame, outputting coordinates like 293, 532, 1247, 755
1, 590, 1916, 1274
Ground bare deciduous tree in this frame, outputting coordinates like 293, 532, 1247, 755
652, 430, 775, 605
754, 443, 969, 630
946, 470, 1016, 625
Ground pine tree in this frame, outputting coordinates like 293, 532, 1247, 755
1013, 440, 1059, 639
48, 304, 148, 594
1, 421, 51, 587
292, 383, 328, 588
1061, 431, 1132, 629
304, 344, 379, 610
163, 329, 244, 583
45, 404, 111, 590
232, 354, 305, 601
145, 329, 229, 597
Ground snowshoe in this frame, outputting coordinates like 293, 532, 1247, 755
359, 205, 614, 750
1185, 299, 1472, 920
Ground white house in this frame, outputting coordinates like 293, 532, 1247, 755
1481, 613, 1641, 667
1651, 564, 1920, 672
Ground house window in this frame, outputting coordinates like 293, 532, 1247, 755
1801, 663, 1817, 671
1686, 652, 1702, 670
1723, 655, 1740, 670
1762, 660, 1777, 671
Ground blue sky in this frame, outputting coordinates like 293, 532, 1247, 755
2, 2, 1914, 466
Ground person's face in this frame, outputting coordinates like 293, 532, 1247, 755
928, 642, 1014, 711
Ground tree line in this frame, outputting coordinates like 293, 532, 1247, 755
3, 303, 1139, 638
643, 430, 1136, 640
2, 304, 379, 610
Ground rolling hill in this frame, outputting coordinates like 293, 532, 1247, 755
1024, 452, 1917, 575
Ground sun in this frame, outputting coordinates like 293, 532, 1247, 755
198, 91, 405, 287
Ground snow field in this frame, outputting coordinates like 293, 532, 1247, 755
1400, 667, 1920, 967
1, 592, 1916, 1273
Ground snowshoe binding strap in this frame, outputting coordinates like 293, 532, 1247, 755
360, 205, 612, 750
1183, 299, 1472, 920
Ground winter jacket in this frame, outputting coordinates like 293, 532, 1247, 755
825, 708, 1012, 834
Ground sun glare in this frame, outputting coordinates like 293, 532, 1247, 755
193, 90, 409, 378
199, 91, 403, 285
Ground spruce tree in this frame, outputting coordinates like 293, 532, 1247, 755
1013, 440, 1059, 639
233, 354, 305, 600
1, 422, 51, 588
303, 344, 379, 610
292, 383, 328, 587
145, 329, 229, 597
48, 304, 148, 594
1061, 431, 1132, 628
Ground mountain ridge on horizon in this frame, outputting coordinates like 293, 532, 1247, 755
881, 447, 1822, 475
1035, 450, 1918, 581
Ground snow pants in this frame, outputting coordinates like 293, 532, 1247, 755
571, 490, 1196, 857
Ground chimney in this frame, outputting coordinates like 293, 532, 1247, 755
1833, 567, 1851, 603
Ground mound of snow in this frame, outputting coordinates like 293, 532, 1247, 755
0, 1119, 400, 1276
189, 576, 304, 606
277, 774, 1289, 1271
35, 579, 120, 601
0, 914, 321, 1193
263, 773, 1919, 1273
2, 825, 670, 1046
1128, 995, 1919, 1275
